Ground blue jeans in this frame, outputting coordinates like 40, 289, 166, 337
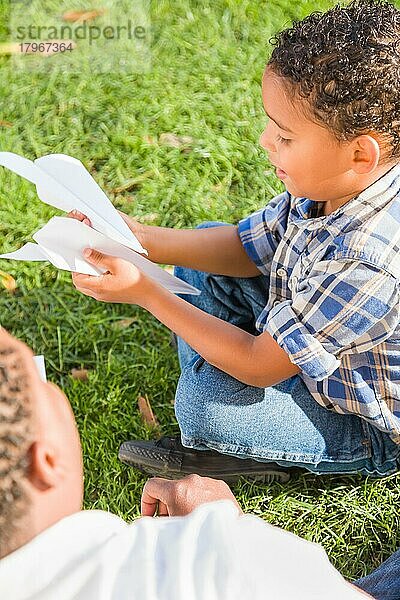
355, 548, 400, 599
174, 222, 400, 476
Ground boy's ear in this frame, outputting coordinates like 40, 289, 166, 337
27, 441, 62, 491
351, 134, 380, 174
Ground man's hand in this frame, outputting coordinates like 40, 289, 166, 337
141, 474, 243, 517
72, 248, 157, 305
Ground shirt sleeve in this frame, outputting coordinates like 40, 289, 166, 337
123, 501, 363, 600
265, 258, 400, 380
237, 191, 290, 275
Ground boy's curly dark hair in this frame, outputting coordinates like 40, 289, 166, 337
267, 0, 400, 163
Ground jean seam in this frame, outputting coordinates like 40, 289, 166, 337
181, 435, 400, 476
181, 435, 371, 465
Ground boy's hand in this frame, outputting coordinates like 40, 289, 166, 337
141, 474, 242, 517
118, 210, 146, 239
67, 209, 92, 227
72, 248, 156, 305
67, 209, 149, 250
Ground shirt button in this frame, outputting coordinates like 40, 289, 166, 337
276, 268, 286, 277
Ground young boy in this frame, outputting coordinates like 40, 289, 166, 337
72, 0, 400, 482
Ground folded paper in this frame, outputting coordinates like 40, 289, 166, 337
0, 152, 200, 295
33, 355, 47, 382
1, 216, 200, 295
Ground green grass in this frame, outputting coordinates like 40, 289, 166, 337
1, 0, 399, 582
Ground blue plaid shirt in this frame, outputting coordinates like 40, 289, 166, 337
238, 164, 400, 442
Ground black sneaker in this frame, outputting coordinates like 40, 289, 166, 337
118, 436, 291, 484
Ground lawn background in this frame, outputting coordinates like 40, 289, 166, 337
1, 0, 400, 581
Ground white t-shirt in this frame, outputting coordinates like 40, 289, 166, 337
0, 501, 364, 599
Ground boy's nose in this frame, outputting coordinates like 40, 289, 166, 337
259, 125, 276, 153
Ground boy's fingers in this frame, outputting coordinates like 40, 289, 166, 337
72, 272, 95, 284
68, 209, 87, 220
67, 209, 92, 226
72, 272, 101, 293
74, 285, 97, 298
83, 248, 116, 272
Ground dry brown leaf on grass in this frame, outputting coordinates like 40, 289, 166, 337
0, 41, 77, 57
0, 270, 17, 293
70, 368, 90, 381
0, 121, 13, 128
138, 395, 160, 429
143, 135, 156, 145
111, 317, 137, 330
159, 133, 194, 152
62, 9, 106, 23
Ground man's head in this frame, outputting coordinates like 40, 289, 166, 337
0, 329, 83, 558
259, 0, 400, 207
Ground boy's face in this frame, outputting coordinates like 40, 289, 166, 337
260, 68, 356, 205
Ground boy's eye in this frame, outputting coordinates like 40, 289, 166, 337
276, 134, 291, 144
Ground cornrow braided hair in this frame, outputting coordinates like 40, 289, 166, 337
267, 0, 400, 162
0, 342, 33, 557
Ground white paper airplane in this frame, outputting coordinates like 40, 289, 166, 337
0, 152, 200, 295
0, 152, 147, 253
33, 355, 47, 382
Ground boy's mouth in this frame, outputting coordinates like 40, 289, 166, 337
269, 160, 288, 180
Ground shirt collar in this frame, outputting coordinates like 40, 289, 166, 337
291, 162, 400, 224
294, 197, 315, 220
356, 162, 400, 206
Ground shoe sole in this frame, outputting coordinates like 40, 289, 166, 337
118, 447, 291, 485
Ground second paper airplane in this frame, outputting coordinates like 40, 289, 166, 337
0, 152, 200, 296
